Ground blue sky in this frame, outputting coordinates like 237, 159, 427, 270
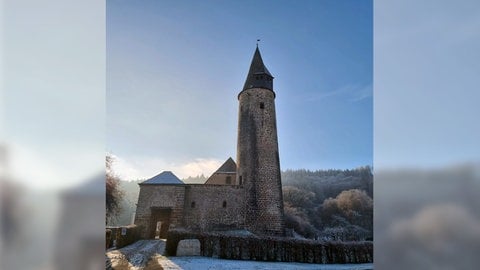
107, 0, 373, 179
3, 0, 478, 190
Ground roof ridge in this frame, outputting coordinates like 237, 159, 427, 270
141, 171, 184, 185
215, 157, 237, 173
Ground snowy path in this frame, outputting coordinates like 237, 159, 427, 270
106, 240, 166, 269
106, 240, 373, 270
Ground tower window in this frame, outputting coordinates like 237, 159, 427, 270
222, 201, 227, 208
260, 102, 265, 109
226, 176, 231, 184
191, 201, 195, 208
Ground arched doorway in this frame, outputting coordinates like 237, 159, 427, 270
149, 207, 172, 239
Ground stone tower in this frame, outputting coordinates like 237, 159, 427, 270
236, 46, 285, 236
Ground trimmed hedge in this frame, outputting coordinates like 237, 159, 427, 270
166, 229, 372, 264
106, 225, 141, 249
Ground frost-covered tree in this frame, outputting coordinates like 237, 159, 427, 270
320, 189, 373, 240
106, 154, 124, 224
283, 186, 315, 208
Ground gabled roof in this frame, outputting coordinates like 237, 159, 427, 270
215, 157, 237, 173
242, 46, 274, 91
205, 157, 237, 184
140, 171, 184, 185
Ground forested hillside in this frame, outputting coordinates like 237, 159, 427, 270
282, 166, 373, 241
109, 167, 373, 241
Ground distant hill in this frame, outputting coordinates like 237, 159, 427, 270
282, 167, 373, 202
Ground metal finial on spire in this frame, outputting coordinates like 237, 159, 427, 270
256, 39, 260, 47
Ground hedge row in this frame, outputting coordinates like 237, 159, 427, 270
166, 230, 372, 264
106, 225, 141, 249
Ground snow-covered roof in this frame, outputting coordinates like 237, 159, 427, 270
140, 171, 184, 185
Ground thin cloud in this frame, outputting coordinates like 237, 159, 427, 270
306, 84, 353, 101
109, 153, 222, 181
350, 83, 373, 102
306, 83, 372, 102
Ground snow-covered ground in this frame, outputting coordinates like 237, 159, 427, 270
106, 240, 373, 270
155, 256, 373, 270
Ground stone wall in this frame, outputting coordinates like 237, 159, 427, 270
182, 184, 245, 231
236, 88, 285, 236
134, 184, 185, 238
166, 230, 373, 264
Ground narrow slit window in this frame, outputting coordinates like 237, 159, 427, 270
191, 201, 195, 208
260, 102, 265, 109
239, 176, 243, 185
222, 201, 227, 208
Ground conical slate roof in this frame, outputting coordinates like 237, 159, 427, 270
242, 46, 274, 91
214, 157, 237, 173
140, 171, 184, 185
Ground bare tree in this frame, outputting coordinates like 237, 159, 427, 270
106, 154, 124, 224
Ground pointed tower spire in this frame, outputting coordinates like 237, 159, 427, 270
242, 46, 274, 92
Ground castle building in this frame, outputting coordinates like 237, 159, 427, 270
134, 46, 285, 238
